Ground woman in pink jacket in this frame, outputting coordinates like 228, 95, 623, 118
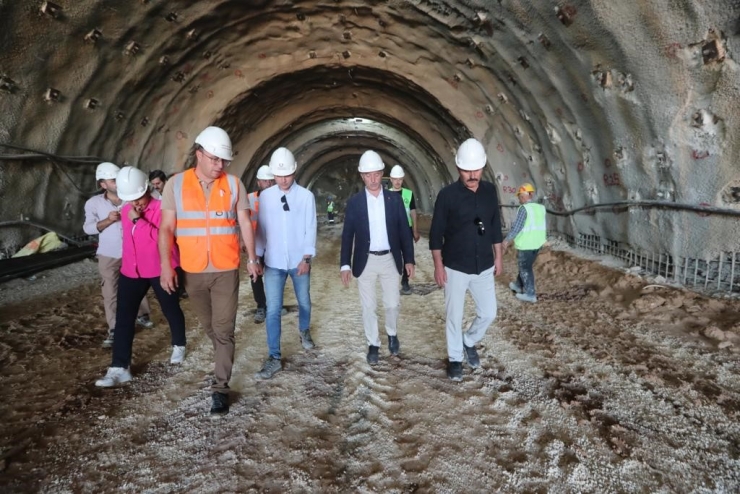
96, 166, 186, 387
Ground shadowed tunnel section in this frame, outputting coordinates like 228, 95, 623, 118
0, 0, 738, 264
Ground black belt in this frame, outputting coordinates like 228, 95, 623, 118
368, 250, 390, 256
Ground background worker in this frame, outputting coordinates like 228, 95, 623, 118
388, 164, 420, 295
247, 165, 275, 324
429, 138, 504, 382
503, 183, 547, 303
159, 126, 261, 415
340, 151, 415, 365
255, 147, 317, 380
148, 170, 167, 199
96, 167, 186, 387
326, 196, 335, 224
83, 162, 153, 349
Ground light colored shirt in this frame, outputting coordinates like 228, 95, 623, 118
121, 199, 180, 278
504, 206, 528, 242
83, 193, 123, 258
256, 182, 317, 270
367, 189, 390, 251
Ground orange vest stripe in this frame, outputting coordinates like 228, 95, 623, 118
173, 169, 240, 272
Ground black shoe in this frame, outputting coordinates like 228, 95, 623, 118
210, 392, 230, 415
447, 361, 463, 381
401, 282, 412, 295
367, 345, 380, 365
388, 335, 400, 356
464, 345, 480, 369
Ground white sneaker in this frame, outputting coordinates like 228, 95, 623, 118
95, 367, 132, 387
170, 345, 186, 364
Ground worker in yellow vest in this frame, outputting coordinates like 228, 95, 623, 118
247, 165, 275, 323
326, 196, 335, 223
503, 183, 547, 303
158, 126, 261, 415
389, 165, 420, 295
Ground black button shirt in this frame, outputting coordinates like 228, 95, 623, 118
429, 179, 504, 275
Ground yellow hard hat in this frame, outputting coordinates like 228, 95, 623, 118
517, 183, 535, 195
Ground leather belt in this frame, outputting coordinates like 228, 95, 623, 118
368, 250, 390, 256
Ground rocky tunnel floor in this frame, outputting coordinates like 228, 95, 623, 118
0, 226, 739, 493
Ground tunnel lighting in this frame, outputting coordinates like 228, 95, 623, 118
187, 29, 199, 41
40, 1, 62, 19
84, 98, 99, 110
43, 87, 60, 102
124, 41, 141, 56
0, 76, 16, 93
84, 29, 102, 44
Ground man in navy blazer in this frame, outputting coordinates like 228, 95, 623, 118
340, 150, 415, 365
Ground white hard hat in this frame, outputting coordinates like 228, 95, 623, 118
96, 162, 120, 181
358, 150, 385, 173
256, 165, 274, 181
269, 147, 297, 176
194, 126, 233, 161
455, 138, 487, 171
116, 166, 149, 201
390, 164, 405, 178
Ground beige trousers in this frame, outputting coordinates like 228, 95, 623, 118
97, 255, 150, 331
184, 270, 239, 394
356, 253, 401, 347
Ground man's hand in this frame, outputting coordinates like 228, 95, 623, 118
494, 257, 504, 276
434, 264, 446, 287
413, 230, 420, 243
128, 208, 140, 222
160, 264, 178, 294
247, 262, 262, 281
405, 263, 415, 279
340, 270, 352, 287
107, 210, 121, 222
502, 240, 510, 254
296, 259, 311, 276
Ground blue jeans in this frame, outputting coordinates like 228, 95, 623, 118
516, 249, 540, 297
264, 266, 311, 359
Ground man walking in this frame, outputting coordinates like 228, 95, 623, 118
340, 151, 415, 365
158, 126, 261, 415
83, 162, 153, 348
388, 164, 420, 295
326, 196, 336, 224
255, 147, 317, 379
247, 165, 275, 323
429, 138, 504, 382
503, 183, 547, 303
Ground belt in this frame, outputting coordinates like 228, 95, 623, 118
368, 250, 390, 256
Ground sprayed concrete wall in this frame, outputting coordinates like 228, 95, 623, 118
0, 0, 738, 260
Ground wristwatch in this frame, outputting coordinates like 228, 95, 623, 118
303, 257, 312, 265
247, 259, 260, 265
132, 217, 140, 224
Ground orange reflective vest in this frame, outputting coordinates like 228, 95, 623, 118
172, 169, 240, 272
248, 191, 259, 232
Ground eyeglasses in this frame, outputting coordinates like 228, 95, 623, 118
473, 217, 485, 236
200, 149, 232, 167
281, 195, 290, 212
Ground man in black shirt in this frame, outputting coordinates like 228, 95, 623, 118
429, 138, 504, 381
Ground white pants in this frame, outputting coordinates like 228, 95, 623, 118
444, 266, 497, 362
357, 253, 401, 347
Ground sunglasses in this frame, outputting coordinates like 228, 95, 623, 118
281, 195, 290, 212
473, 217, 485, 236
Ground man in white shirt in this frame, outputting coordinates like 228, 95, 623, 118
340, 151, 415, 365
255, 147, 317, 379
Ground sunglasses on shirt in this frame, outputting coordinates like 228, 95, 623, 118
473, 217, 485, 236
281, 195, 290, 212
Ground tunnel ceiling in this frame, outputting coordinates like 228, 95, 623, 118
0, 0, 739, 255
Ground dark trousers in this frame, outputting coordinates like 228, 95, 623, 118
516, 249, 541, 297
251, 274, 267, 309
401, 226, 414, 286
112, 274, 187, 368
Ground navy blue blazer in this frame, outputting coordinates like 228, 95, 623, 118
340, 189, 415, 278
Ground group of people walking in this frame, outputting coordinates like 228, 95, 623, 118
84, 125, 546, 415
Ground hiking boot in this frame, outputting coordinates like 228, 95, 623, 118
367, 345, 380, 365
256, 357, 282, 379
170, 345, 186, 364
464, 345, 480, 369
447, 361, 463, 382
210, 392, 229, 415
300, 329, 315, 350
509, 282, 522, 294
102, 330, 115, 348
516, 293, 537, 303
401, 282, 412, 295
254, 307, 266, 324
388, 335, 400, 356
136, 315, 154, 329
95, 367, 132, 387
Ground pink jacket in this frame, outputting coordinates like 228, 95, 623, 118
121, 199, 179, 278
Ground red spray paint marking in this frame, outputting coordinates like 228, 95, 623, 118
447, 78, 459, 89
183, 63, 193, 74
604, 158, 612, 168
502, 185, 517, 194
664, 42, 682, 59
176, 131, 187, 140
258, 53, 267, 59
496, 144, 504, 153
200, 72, 211, 81
234, 69, 243, 78
603, 173, 621, 187
475, 111, 484, 119
577, 161, 584, 171
692, 149, 710, 160
697, 202, 711, 217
